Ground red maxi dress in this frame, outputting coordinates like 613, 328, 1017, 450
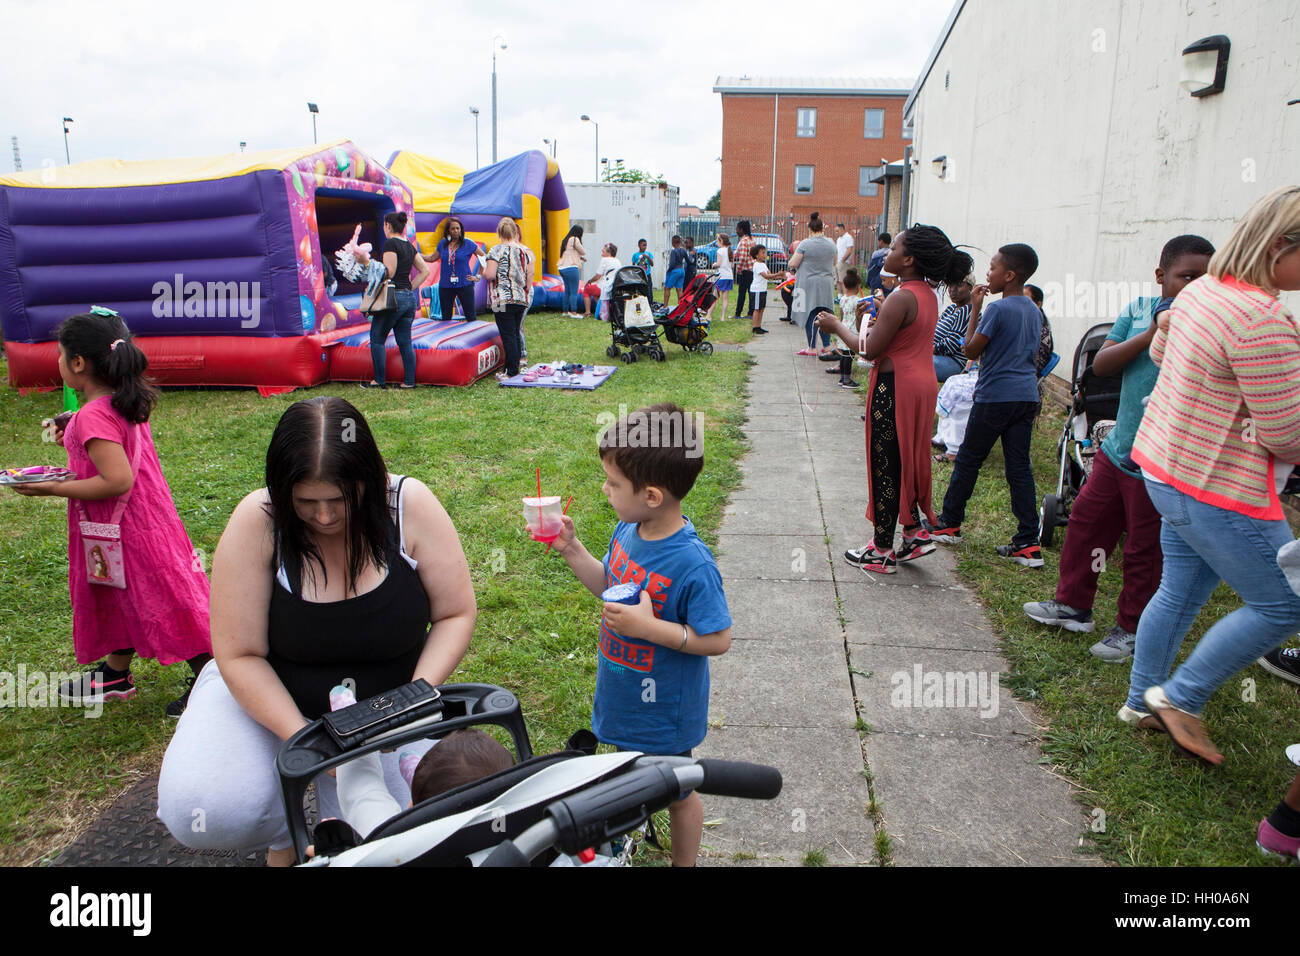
860, 279, 940, 531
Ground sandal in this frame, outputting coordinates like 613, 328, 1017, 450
933, 453, 956, 463
1142, 686, 1223, 765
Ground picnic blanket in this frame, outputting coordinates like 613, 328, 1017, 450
497, 364, 617, 390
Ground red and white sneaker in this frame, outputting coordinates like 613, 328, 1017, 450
921, 518, 962, 543
58, 661, 136, 704
897, 530, 936, 563
996, 542, 1045, 568
858, 545, 897, 575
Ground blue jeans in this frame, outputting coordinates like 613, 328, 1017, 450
804, 311, 830, 349
1125, 479, 1300, 714
934, 354, 964, 382
560, 267, 581, 312
368, 289, 417, 386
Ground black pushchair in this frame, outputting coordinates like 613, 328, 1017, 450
1039, 323, 1123, 547
656, 274, 716, 355
605, 266, 665, 363
277, 682, 782, 866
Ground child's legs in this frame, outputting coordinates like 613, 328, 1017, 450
1055, 451, 1127, 611
668, 790, 703, 867
1115, 467, 1164, 633
336, 752, 402, 838
937, 402, 1004, 527
999, 402, 1040, 547
869, 374, 903, 549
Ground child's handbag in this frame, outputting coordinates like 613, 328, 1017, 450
625, 294, 656, 328
75, 427, 143, 590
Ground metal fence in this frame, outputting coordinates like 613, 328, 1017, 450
677, 213, 885, 269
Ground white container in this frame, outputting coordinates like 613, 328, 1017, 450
565, 182, 680, 286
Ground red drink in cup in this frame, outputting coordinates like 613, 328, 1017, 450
522, 495, 564, 542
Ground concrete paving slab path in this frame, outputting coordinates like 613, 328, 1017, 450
696, 323, 1098, 867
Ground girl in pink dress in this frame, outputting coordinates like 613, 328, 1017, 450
10, 309, 211, 716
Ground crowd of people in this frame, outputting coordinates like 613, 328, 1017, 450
7, 186, 1300, 866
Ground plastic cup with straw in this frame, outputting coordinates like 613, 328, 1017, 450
522, 467, 564, 543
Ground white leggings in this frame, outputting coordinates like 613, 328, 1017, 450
157, 660, 429, 851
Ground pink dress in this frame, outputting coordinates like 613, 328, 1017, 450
64, 397, 211, 665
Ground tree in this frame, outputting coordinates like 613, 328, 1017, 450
705, 190, 721, 212
600, 160, 667, 185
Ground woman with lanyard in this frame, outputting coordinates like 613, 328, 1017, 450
435, 217, 482, 321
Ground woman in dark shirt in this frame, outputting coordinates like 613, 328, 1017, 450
157, 397, 476, 865
366, 211, 430, 389
435, 216, 483, 322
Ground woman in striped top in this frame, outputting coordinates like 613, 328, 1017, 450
933, 277, 973, 382
1124, 186, 1300, 765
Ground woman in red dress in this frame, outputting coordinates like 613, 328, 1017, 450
819, 226, 973, 573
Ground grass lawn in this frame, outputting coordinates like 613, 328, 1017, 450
0, 310, 755, 866
934, 401, 1300, 866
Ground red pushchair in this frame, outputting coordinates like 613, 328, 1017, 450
654, 274, 716, 355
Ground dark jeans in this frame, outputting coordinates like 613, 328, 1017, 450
368, 290, 418, 386
804, 311, 831, 349
937, 400, 1040, 547
494, 304, 526, 376
734, 269, 753, 317
439, 283, 476, 321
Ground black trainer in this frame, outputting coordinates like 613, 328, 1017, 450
1258, 646, 1300, 686
165, 676, 197, 719
752, 327, 769, 335
58, 661, 136, 704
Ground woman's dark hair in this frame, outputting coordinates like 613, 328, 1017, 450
735, 220, 751, 238
560, 224, 583, 256
56, 311, 158, 424
384, 211, 408, 234
808, 213, 824, 232
265, 396, 393, 597
899, 224, 974, 287
441, 216, 466, 249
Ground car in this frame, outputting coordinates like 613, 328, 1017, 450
693, 233, 789, 273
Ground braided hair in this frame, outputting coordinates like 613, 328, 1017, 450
899, 224, 973, 287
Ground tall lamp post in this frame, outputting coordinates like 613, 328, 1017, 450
469, 107, 480, 169
580, 114, 598, 180
491, 36, 507, 163
307, 102, 319, 144
61, 117, 73, 164
543, 138, 556, 158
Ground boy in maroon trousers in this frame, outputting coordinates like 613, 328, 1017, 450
1022, 235, 1214, 660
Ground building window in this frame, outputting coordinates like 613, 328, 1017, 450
796, 107, 817, 137
858, 168, 879, 197
794, 165, 814, 194
864, 108, 885, 139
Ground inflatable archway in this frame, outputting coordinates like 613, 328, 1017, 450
388, 149, 571, 312
0, 140, 503, 391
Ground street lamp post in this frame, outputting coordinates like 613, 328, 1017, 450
471, 107, 481, 168
61, 117, 73, 164
307, 102, 319, 144
543, 138, 556, 158
580, 115, 598, 180
491, 36, 507, 163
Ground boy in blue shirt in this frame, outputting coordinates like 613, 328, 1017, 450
552, 401, 732, 866
1023, 235, 1214, 664
925, 243, 1045, 566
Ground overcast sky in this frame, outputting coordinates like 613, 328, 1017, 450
5, 0, 955, 206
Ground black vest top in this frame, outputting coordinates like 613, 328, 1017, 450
266, 477, 431, 719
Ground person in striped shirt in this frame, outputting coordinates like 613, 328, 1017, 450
1122, 186, 1300, 766
933, 277, 973, 382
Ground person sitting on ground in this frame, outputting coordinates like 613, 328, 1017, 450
924, 243, 1045, 568
933, 276, 973, 383
584, 243, 621, 320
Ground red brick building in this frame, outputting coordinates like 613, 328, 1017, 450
713, 76, 913, 227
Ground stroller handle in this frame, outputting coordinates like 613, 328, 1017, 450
479, 757, 782, 866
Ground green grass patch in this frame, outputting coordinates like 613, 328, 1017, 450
937, 404, 1300, 866
0, 311, 753, 865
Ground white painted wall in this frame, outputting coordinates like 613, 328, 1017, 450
566, 182, 680, 285
906, 0, 1300, 372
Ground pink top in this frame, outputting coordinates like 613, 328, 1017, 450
64, 397, 211, 665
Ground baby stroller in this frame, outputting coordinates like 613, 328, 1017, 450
1039, 322, 1123, 547
606, 266, 666, 363
277, 682, 782, 866
656, 274, 716, 356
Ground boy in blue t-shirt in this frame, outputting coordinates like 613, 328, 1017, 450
926, 243, 1046, 566
1023, 235, 1214, 665
552, 402, 732, 867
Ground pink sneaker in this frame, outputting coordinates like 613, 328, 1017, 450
797, 348, 818, 356
1257, 818, 1300, 861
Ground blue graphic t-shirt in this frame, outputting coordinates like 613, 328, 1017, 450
594, 517, 732, 754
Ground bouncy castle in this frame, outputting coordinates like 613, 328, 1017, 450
389, 148, 571, 314
0, 140, 505, 391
